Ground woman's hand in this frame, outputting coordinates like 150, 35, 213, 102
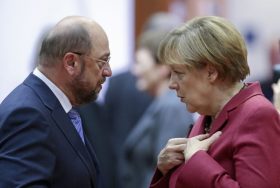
157, 138, 187, 175
157, 131, 221, 175
184, 131, 222, 162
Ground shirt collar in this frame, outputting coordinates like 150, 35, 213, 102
33, 68, 72, 113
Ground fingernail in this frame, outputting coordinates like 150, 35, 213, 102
216, 131, 222, 136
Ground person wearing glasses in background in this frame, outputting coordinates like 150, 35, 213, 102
0, 16, 112, 188
149, 16, 280, 188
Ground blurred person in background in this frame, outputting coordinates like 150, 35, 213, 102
150, 16, 280, 188
101, 12, 185, 188
260, 38, 280, 101
119, 26, 194, 188
272, 78, 280, 113
0, 16, 112, 188
169, 0, 227, 22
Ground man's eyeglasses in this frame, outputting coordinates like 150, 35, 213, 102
71, 52, 110, 69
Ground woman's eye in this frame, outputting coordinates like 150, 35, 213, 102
174, 71, 183, 75
172, 71, 184, 79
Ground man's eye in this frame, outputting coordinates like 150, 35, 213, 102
97, 61, 105, 68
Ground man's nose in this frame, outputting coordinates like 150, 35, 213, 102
103, 64, 112, 77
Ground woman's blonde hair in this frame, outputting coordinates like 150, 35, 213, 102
158, 16, 250, 82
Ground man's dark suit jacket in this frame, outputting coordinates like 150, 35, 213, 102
0, 74, 100, 188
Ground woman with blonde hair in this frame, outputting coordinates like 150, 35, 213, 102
150, 16, 280, 188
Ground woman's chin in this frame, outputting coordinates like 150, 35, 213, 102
186, 104, 197, 113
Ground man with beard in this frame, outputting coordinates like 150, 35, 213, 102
0, 16, 112, 188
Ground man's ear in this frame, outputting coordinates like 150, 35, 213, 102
206, 64, 218, 83
63, 52, 79, 75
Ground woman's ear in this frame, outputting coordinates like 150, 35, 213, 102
206, 64, 218, 83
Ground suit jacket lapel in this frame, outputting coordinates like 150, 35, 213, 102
190, 82, 264, 136
85, 137, 101, 187
189, 117, 204, 137
212, 82, 264, 134
124, 101, 157, 150
210, 110, 228, 134
52, 108, 98, 182
24, 74, 97, 186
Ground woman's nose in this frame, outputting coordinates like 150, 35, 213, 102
168, 76, 178, 90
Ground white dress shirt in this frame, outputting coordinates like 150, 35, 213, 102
33, 68, 72, 113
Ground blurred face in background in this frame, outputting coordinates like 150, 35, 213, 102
133, 48, 163, 95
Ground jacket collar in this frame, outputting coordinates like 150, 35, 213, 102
190, 82, 263, 136
23, 73, 60, 110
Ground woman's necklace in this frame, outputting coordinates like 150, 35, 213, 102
204, 116, 212, 134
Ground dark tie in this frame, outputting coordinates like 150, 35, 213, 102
68, 108, 85, 143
